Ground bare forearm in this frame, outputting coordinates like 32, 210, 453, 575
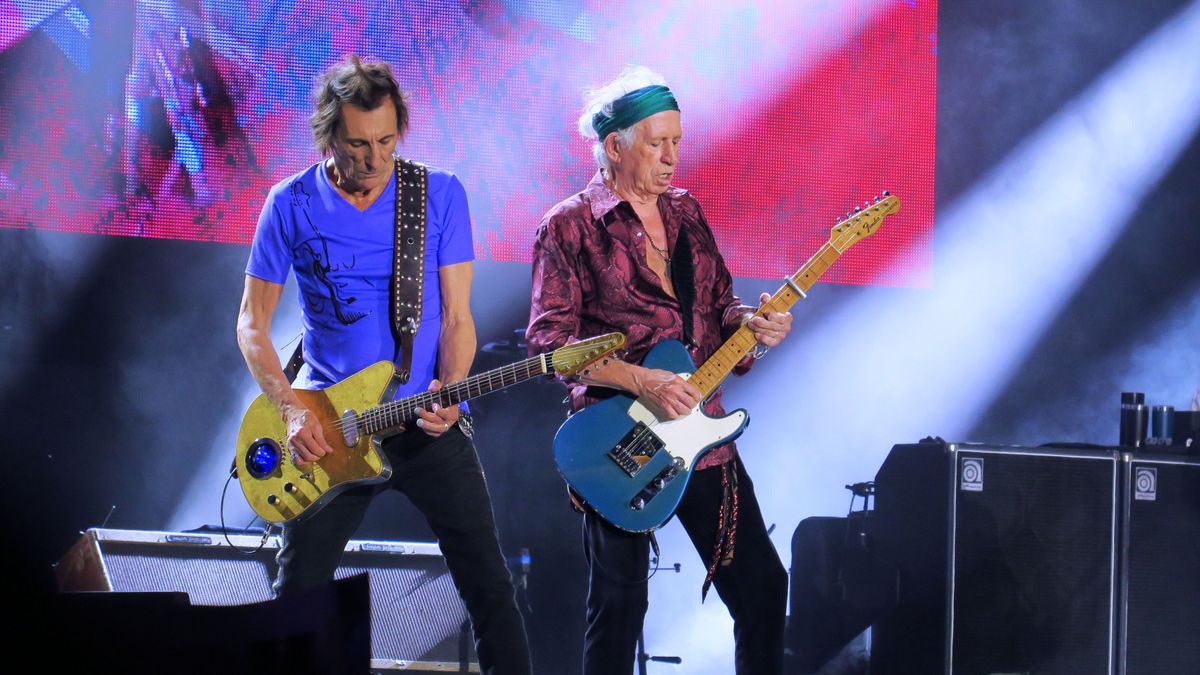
438, 313, 477, 384
237, 325, 303, 415
577, 357, 645, 396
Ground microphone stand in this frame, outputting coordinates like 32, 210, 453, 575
636, 559, 683, 675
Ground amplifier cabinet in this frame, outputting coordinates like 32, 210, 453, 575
1119, 453, 1200, 675
871, 443, 1119, 675
55, 528, 477, 672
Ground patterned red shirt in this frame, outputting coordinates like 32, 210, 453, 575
527, 172, 755, 470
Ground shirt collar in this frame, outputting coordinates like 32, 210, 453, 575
585, 171, 622, 221
584, 170, 688, 222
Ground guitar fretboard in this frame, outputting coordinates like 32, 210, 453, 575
358, 355, 548, 435
688, 217, 878, 400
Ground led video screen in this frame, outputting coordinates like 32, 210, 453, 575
0, 0, 935, 286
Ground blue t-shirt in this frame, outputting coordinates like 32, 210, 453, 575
246, 160, 474, 400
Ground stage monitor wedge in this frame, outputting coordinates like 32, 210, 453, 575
55, 528, 478, 672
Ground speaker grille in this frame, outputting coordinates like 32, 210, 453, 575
103, 543, 276, 605
1122, 456, 1200, 675
950, 450, 1116, 674
57, 530, 477, 669
337, 555, 470, 664
872, 443, 1119, 675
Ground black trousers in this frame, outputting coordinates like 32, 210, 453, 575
581, 455, 788, 675
273, 426, 532, 675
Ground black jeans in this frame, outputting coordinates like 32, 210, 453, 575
581, 455, 788, 675
273, 425, 531, 675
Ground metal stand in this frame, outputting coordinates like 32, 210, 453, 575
636, 558, 683, 674
637, 631, 683, 674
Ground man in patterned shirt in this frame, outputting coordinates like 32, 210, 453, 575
527, 66, 793, 675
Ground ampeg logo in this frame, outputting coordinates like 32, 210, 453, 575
1134, 467, 1157, 501
960, 457, 984, 492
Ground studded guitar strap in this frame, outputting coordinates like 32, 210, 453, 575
283, 157, 427, 384
390, 156, 427, 384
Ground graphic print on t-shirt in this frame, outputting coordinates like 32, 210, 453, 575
289, 181, 370, 326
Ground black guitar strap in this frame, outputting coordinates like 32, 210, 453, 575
283, 157, 428, 384
390, 157, 428, 384
670, 217, 696, 347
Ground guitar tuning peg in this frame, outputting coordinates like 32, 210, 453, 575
882, 190, 890, 196
853, 206, 861, 213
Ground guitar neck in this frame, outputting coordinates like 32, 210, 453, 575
359, 354, 549, 435
689, 235, 852, 400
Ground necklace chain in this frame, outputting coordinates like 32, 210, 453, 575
648, 238, 670, 261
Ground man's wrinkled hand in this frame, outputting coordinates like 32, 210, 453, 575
285, 405, 335, 463
415, 379, 461, 438
637, 368, 702, 420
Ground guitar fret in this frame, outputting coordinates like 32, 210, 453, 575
692, 243, 843, 400
339, 338, 621, 437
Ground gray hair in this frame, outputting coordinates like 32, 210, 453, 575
577, 66, 669, 173
310, 55, 409, 156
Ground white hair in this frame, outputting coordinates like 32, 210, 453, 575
578, 66, 670, 173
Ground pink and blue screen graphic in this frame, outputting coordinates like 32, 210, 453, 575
0, 0, 936, 287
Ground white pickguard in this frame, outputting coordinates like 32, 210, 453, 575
626, 397, 747, 470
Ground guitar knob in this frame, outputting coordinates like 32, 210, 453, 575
632, 498, 645, 511
652, 478, 665, 490
284, 482, 296, 493
267, 494, 279, 505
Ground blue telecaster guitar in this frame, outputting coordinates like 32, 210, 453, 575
553, 193, 900, 532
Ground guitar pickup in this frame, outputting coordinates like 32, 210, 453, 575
607, 422, 663, 477
341, 410, 360, 447
630, 457, 686, 511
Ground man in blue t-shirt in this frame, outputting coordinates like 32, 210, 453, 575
236, 55, 530, 674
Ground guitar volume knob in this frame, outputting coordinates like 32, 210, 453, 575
284, 482, 296, 493
266, 494, 279, 505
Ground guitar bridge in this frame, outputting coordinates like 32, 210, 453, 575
607, 422, 663, 477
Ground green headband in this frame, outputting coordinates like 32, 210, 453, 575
592, 85, 680, 140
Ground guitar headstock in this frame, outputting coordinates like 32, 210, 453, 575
550, 332, 627, 377
830, 192, 900, 245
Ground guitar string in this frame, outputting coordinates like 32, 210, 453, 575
267, 208, 886, 485
288, 341, 616, 441
293, 213, 866, 449
607, 222, 866, 467
607, 210, 879, 467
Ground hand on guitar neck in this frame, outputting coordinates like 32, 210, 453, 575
742, 291, 794, 351
413, 379, 461, 438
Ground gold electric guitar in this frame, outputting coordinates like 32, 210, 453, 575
236, 332, 626, 523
